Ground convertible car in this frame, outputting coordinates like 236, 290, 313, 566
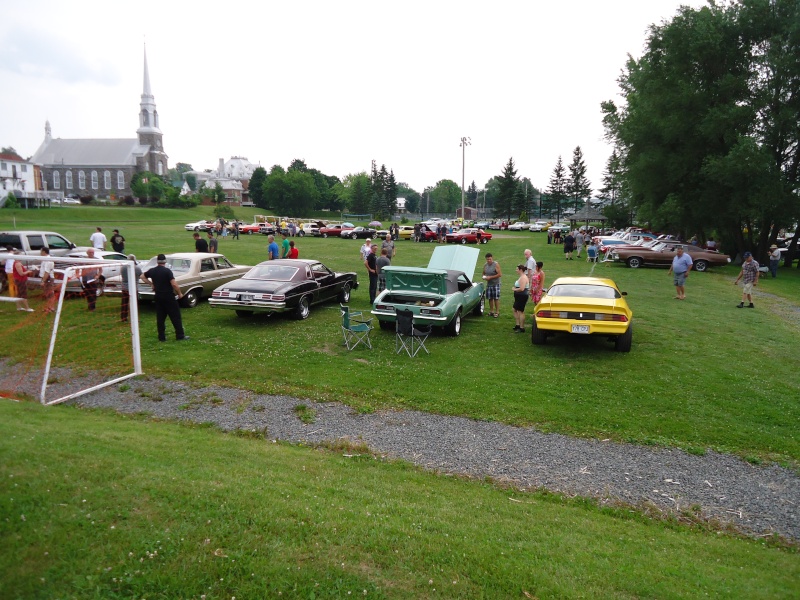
341, 227, 377, 240
106, 252, 251, 308
444, 228, 492, 244
209, 259, 358, 319
371, 246, 485, 336
319, 224, 353, 238
531, 277, 633, 352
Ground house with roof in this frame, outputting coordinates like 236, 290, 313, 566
30, 47, 168, 200
0, 151, 38, 207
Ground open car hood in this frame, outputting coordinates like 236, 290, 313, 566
427, 246, 479, 278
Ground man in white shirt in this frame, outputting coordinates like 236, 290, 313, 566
39, 247, 56, 313
524, 249, 536, 281
89, 227, 107, 250
360, 238, 372, 262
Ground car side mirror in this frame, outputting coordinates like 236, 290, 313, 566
621, 291, 628, 296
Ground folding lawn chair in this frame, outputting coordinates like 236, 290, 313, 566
340, 304, 373, 350
395, 308, 431, 357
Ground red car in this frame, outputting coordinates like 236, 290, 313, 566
445, 228, 492, 244
239, 223, 261, 235
319, 224, 354, 238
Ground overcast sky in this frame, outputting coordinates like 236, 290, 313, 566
0, 0, 708, 196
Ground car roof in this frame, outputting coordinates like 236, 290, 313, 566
0, 230, 71, 235
152, 252, 227, 260
550, 276, 620, 288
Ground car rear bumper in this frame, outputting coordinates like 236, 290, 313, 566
534, 318, 629, 336
209, 298, 288, 313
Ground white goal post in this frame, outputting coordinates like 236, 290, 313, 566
0, 253, 143, 405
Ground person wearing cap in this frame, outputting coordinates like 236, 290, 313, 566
667, 246, 693, 300
120, 254, 142, 322
768, 244, 781, 278
360, 238, 372, 262
110, 229, 126, 253
734, 252, 759, 308
140, 254, 189, 341
39, 248, 56, 314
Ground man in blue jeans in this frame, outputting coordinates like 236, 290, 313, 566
667, 246, 693, 300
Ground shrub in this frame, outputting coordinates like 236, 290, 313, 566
3, 192, 19, 209
123, 196, 135, 206
214, 205, 235, 219
138, 196, 149, 206
80, 195, 94, 205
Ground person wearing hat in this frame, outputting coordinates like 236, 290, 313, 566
140, 254, 189, 341
769, 244, 781, 278
360, 238, 372, 262
734, 251, 759, 308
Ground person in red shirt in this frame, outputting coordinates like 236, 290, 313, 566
287, 240, 299, 259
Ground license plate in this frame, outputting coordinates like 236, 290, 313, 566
239, 294, 253, 302
571, 324, 590, 334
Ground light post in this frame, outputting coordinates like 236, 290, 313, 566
460, 137, 470, 219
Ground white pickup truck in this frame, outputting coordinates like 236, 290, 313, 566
0, 230, 86, 256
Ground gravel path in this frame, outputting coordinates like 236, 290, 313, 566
33, 373, 795, 543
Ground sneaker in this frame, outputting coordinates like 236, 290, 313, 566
513, 325, 520, 331
515, 328, 525, 334
736, 302, 744, 308
177, 336, 191, 341
747, 303, 754, 308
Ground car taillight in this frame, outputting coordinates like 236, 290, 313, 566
537, 310, 567, 318
595, 314, 629, 322
419, 309, 441, 316
376, 304, 395, 312
271, 294, 285, 301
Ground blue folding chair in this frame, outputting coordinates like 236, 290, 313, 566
340, 304, 373, 350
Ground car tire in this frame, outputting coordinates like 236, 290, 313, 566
247, 230, 253, 235
181, 289, 199, 308
338, 283, 351, 303
481, 238, 488, 244
445, 309, 462, 337
472, 295, 485, 316
615, 324, 633, 352
531, 318, 546, 345
460, 238, 467, 245
694, 260, 708, 272
627, 257, 643, 269
194, 226, 199, 231
322, 233, 328, 238
351, 233, 358, 240
293, 295, 311, 320
235, 310, 253, 318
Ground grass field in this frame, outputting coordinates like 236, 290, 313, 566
1, 205, 799, 597
3, 205, 798, 464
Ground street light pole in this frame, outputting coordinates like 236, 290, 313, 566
460, 137, 471, 220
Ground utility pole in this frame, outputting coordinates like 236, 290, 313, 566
460, 137, 470, 219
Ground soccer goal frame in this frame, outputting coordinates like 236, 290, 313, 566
0, 253, 143, 406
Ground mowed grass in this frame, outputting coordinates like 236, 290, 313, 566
2, 400, 798, 600
2, 206, 800, 465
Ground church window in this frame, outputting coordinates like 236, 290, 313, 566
53, 172, 60, 189
65, 171, 73, 189
91, 171, 98, 190
104, 171, 111, 190
78, 171, 86, 189
117, 171, 124, 189
157, 162, 163, 175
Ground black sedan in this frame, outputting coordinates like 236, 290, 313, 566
209, 259, 358, 319
341, 227, 377, 240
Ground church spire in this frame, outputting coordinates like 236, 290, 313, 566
137, 44, 160, 134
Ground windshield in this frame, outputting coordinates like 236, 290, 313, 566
547, 284, 621, 300
244, 264, 299, 281
143, 257, 192, 275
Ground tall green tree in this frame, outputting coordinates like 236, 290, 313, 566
467, 180, 478, 205
263, 166, 318, 215
249, 166, 267, 208
494, 158, 518, 220
333, 172, 372, 214
430, 179, 461, 213
545, 156, 568, 222
602, 0, 800, 261
566, 146, 592, 212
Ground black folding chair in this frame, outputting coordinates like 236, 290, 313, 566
395, 309, 431, 357
340, 304, 373, 350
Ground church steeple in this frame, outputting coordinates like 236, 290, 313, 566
136, 44, 167, 175
137, 45, 161, 135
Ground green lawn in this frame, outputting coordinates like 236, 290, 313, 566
2, 205, 799, 597
1, 401, 798, 599
2, 206, 799, 465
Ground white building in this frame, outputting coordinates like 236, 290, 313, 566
0, 151, 39, 207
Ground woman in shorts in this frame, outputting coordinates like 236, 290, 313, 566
512, 264, 529, 333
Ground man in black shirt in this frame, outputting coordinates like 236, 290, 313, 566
194, 233, 209, 253
140, 254, 188, 342
110, 229, 126, 253
365, 243, 379, 303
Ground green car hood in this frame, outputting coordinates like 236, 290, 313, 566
427, 246, 479, 277
382, 247, 480, 295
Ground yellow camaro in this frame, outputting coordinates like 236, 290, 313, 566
531, 277, 633, 352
